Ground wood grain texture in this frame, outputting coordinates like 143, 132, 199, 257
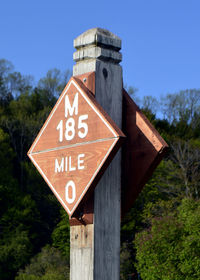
121, 90, 168, 216
28, 74, 124, 217
30, 138, 119, 216
70, 224, 94, 280
28, 77, 123, 155
70, 63, 122, 279
71, 28, 122, 280
94, 60, 122, 280
74, 72, 95, 96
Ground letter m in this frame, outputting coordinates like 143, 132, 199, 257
65, 92, 78, 118
55, 158, 64, 173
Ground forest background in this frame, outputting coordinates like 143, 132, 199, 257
0, 58, 200, 280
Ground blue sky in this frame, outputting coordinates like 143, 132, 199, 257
1, 0, 200, 101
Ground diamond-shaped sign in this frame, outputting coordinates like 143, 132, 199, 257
28, 77, 124, 216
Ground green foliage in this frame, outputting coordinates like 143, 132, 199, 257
0, 61, 65, 279
51, 209, 70, 260
0, 228, 32, 280
142, 95, 159, 117
0, 59, 200, 279
120, 242, 134, 280
161, 89, 200, 125
38, 68, 71, 99
121, 160, 182, 241
170, 140, 200, 199
134, 198, 200, 280
16, 246, 69, 280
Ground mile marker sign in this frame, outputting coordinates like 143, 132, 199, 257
28, 77, 124, 216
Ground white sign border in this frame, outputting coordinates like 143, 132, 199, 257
29, 79, 117, 154
28, 78, 121, 215
29, 137, 118, 216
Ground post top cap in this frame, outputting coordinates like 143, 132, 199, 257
74, 28, 121, 51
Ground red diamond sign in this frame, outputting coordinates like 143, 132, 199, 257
28, 76, 124, 216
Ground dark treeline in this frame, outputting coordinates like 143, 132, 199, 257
0, 59, 200, 280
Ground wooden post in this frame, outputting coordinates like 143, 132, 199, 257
71, 28, 122, 280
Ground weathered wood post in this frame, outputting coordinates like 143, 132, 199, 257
28, 26, 168, 280
71, 28, 122, 280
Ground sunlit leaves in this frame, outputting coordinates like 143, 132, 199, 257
135, 198, 200, 280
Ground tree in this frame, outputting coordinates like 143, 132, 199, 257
0, 59, 14, 78
0, 63, 62, 279
2, 58, 200, 280
0, 63, 13, 105
160, 89, 200, 125
15, 246, 69, 280
141, 95, 159, 116
134, 198, 200, 280
170, 140, 200, 199
120, 242, 134, 280
6, 71, 33, 97
38, 68, 71, 99
51, 209, 70, 261
0, 59, 33, 98
0, 228, 32, 280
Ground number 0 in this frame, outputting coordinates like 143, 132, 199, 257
65, 180, 76, 204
